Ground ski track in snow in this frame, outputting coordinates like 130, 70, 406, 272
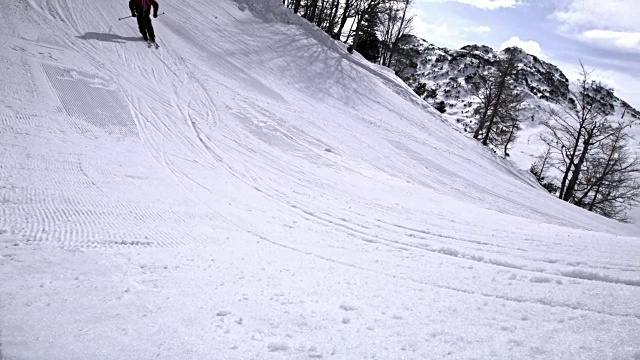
1, 0, 640, 359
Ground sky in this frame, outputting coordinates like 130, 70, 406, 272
411, 0, 640, 110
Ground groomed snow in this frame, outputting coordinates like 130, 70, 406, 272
1, 0, 639, 359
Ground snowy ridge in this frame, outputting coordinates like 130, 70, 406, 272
1, 0, 639, 359
398, 35, 640, 126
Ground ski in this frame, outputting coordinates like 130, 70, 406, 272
147, 41, 159, 49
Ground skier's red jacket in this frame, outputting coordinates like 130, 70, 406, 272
129, 0, 158, 16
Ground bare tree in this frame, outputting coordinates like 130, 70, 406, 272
333, 0, 354, 40
383, 0, 414, 69
471, 70, 498, 140
531, 147, 551, 178
470, 49, 523, 149
540, 63, 618, 202
538, 62, 640, 220
571, 123, 640, 221
530, 146, 559, 194
499, 105, 523, 157
324, 0, 342, 36
479, 50, 520, 146
378, 3, 397, 64
314, 0, 328, 26
304, 0, 319, 21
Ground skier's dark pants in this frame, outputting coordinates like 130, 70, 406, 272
137, 14, 155, 41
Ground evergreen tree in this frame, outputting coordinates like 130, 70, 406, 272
354, 10, 381, 62
414, 82, 427, 97
434, 100, 447, 114
424, 88, 438, 103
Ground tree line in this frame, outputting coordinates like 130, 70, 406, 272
282, 0, 415, 70
532, 64, 640, 221
468, 55, 640, 221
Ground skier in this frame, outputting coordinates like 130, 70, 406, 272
129, 0, 159, 43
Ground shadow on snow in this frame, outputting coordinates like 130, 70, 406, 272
76, 32, 144, 43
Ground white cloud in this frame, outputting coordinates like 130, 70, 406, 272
552, 0, 640, 52
410, 7, 456, 44
412, 15, 449, 39
500, 36, 546, 59
581, 30, 640, 51
420, 0, 521, 10
552, 0, 639, 32
411, 8, 492, 48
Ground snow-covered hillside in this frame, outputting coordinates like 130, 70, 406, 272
398, 35, 640, 126
396, 35, 640, 223
1, 0, 639, 359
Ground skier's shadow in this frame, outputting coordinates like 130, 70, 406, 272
77, 32, 143, 43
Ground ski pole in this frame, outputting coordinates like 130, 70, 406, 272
155, 12, 166, 18
118, 12, 164, 21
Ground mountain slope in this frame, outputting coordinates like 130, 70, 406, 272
396, 35, 640, 177
1, 0, 639, 359
397, 35, 640, 126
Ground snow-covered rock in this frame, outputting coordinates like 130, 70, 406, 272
396, 35, 640, 158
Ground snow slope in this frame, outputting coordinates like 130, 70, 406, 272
1, 0, 639, 359
396, 36, 640, 223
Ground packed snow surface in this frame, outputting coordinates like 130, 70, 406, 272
1, 0, 639, 359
